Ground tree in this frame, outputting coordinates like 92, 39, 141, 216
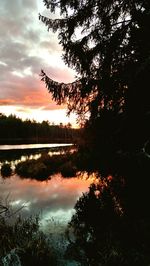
66, 180, 150, 266
40, 1, 150, 117
39, 0, 150, 152
39, 2, 150, 265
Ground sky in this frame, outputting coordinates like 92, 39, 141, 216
0, 0, 77, 127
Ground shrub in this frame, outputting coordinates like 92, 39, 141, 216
1, 163, 12, 177
15, 160, 50, 180
0, 215, 57, 266
59, 161, 77, 177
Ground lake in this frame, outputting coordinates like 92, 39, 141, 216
0, 143, 97, 265
0, 143, 74, 169
0, 143, 73, 150
0, 173, 95, 230
0, 144, 94, 231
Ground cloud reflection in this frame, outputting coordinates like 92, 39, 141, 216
0, 173, 94, 227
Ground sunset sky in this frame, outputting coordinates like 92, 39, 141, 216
0, 0, 77, 126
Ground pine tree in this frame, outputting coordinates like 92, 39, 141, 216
40, 0, 150, 118
39, 2, 150, 265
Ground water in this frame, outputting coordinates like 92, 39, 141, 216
0, 172, 93, 266
0, 143, 75, 168
0, 143, 73, 150
0, 144, 94, 228
0, 144, 95, 265
0, 173, 94, 228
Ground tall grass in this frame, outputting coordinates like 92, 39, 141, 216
0, 201, 58, 266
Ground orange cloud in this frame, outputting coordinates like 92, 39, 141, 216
0, 98, 16, 105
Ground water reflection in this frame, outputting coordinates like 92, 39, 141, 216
0, 173, 95, 230
0, 143, 72, 150
0, 145, 75, 169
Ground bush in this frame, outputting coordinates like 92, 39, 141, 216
15, 153, 77, 180
59, 161, 77, 177
1, 163, 12, 177
15, 160, 50, 180
0, 215, 57, 266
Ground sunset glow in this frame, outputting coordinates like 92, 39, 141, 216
0, 0, 77, 127
0, 173, 95, 225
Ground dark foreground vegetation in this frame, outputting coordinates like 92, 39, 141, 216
0, 206, 58, 266
0, 113, 80, 144
0, 164, 12, 178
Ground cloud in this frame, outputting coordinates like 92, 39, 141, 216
40, 40, 62, 53
0, 0, 75, 120
0, 99, 16, 106
41, 103, 65, 111
16, 107, 32, 113
0, 68, 73, 110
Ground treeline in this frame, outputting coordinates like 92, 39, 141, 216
0, 113, 80, 144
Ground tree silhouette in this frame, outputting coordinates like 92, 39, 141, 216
66, 179, 150, 266
40, 1, 150, 144
39, 2, 150, 265
0, 114, 80, 144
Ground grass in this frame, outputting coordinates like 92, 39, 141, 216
0, 210, 58, 266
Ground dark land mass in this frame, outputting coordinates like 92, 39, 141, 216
0, 113, 81, 145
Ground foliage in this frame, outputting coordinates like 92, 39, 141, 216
66, 180, 150, 266
29, 2, 150, 265
15, 159, 51, 180
15, 152, 78, 180
40, 0, 150, 138
0, 214, 57, 266
1, 163, 12, 177
59, 161, 77, 177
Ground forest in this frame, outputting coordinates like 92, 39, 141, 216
0, 113, 80, 144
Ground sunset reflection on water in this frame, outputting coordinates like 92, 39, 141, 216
0, 173, 96, 230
